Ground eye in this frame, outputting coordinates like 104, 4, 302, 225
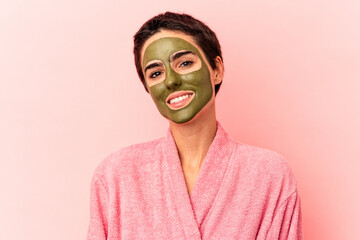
150, 71, 162, 79
179, 61, 193, 67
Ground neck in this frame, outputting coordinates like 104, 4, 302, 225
169, 104, 217, 171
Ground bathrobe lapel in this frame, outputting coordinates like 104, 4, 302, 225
162, 128, 202, 239
189, 123, 235, 228
162, 122, 235, 238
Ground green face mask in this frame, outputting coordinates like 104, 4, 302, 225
142, 37, 213, 124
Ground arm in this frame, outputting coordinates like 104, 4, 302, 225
267, 191, 303, 240
87, 174, 109, 240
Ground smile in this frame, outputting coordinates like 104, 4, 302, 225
166, 91, 195, 110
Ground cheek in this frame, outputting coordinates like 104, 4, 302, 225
181, 74, 196, 82
149, 83, 166, 101
186, 69, 211, 88
180, 67, 208, 84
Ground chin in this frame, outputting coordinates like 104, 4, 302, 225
167, 114, 197, 125
167, 108, 208, 125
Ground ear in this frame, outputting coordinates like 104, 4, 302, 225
213, 56, 224, 85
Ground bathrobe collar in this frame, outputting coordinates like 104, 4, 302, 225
162, 121, 235, 238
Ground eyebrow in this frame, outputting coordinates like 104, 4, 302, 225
170, 51, 195, 62
144, 62, 163, 73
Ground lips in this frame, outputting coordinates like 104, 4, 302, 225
166, 90, 195, 110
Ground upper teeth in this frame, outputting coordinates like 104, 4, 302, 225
169, 94, 192, 104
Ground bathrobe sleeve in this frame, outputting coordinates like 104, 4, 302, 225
267, 191, 303, 240
87, 174, 109, 240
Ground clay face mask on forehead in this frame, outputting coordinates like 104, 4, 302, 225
142, 37, 213, 124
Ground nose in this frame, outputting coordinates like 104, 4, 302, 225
165, 70, 182, 90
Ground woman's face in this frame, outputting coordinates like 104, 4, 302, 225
141, 30, 218, 124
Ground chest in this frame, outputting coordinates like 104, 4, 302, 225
108, 164, 273, 240
182, 166, 200, 195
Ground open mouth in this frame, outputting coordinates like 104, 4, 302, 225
166, 91, 195, 110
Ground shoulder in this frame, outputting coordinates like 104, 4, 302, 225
233, 140, 298, 195
244, 143, 291, 173
91, 137, 163, 183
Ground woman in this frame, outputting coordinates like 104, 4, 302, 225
87, 12, 303, 240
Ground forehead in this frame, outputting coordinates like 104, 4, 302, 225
142, 38, 201, 66
141, 31, 205, 67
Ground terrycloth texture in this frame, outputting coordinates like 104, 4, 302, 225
87, 122, 303, 239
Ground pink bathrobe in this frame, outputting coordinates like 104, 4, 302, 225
87, 122, 303, 239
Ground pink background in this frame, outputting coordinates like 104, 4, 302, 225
1, 1, 359, 239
